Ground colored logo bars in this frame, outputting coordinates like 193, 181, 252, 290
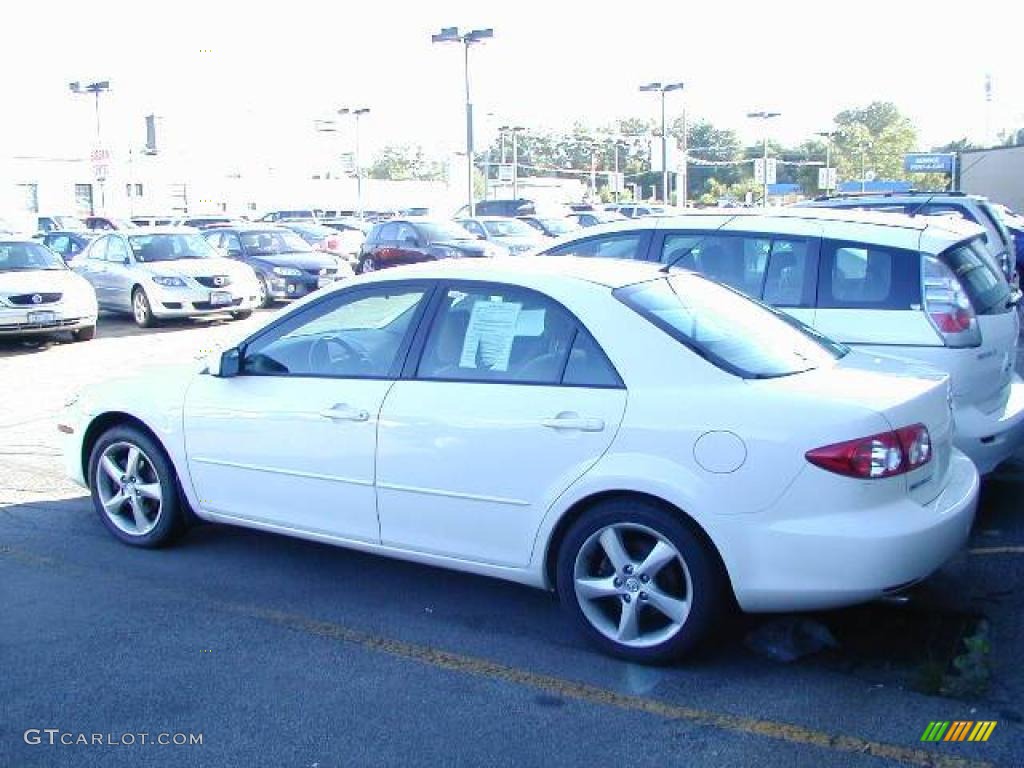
920, 721, 997, 742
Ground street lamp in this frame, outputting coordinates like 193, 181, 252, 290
69, 79, 111, 212
498, 125, 525, 200
859, 143, 873, 193
639, 81, 684, 205
815, 130, 837, 194
338, 107, 370, 218
432, 26, 494, 217
747, 111, 781, 207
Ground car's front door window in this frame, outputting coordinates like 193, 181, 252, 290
241, 286, 429, 378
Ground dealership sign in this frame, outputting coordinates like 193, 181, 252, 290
904, 153, 954, 173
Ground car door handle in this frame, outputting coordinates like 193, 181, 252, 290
319, 404, 370, 422
541, 414, 605, 432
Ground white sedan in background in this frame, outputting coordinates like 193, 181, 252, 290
60, 257, 978, 662
0, 238, 98, 341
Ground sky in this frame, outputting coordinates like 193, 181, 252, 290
2, 0, 1021, 175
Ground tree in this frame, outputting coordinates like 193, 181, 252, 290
366, 145, 446, 181
832, 102, 918, 184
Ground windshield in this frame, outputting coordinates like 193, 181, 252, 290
939, 237, 1012, 315
129, 234, 217, 262
538, 218, 579, 235
616, 273, 846, 378
0, 242, 67, 271
240, 230, 313, 255
288, 224, 336, 241
483, 219, 538, 237
419, 221, 476, 242
54, 216, 87, 230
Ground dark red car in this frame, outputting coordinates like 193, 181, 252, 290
357, 218, 505, 273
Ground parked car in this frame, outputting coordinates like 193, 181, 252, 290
72, 227, 261, 327
358, 218, 507, 273
608, 204, 674, 219
85, 216, 137, 231
36, 215, 88, 235
320, 217, 371, 257
798, 192, 1017, 285
569, 210, 628, 228
203, 226, 343, 307
174, 215, 244, 230
533, 209, 1024, 474
130, 215, 177, 227
275, 221, 360, 273
517, 215, 581, 238
42, 231, 96, 262
991, 203, 1024, 274
257, 209, 321, 223
0, 238, 98, 341
454, 199, 573, 219
60, 256, 978, 662
456, 216, 547, 254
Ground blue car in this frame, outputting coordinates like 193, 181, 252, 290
204, 226, 343, 307
41, 231, 96, 262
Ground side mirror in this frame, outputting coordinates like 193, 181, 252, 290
211, 347, 241, 377
123, 256, 131, 266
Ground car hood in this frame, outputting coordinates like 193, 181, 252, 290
248, 251, 336, 269
492, 235, 544, 249
0, 268, 93, 296
433, 239, 491, 255
139, 257, 254, 280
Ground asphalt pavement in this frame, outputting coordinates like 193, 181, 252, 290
1, 312, 1021, 768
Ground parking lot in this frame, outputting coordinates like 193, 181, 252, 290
0, 313, 1021, 767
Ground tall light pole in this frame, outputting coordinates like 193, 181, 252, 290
640, 81, 684, 205
432, 26, 493, 217
499, 125, 525, 200
859, 143, 872, 193
338, 107, 370, 217
69, 80, 111, 212
747, 111, 781, 207
815, 130, 837, 194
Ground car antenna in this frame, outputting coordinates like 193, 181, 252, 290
660, 211, 745, 273
906, 191, 938, 218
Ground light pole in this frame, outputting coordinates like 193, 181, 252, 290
499, 125, 524, 200
640, 82, 684, 205
69, 80, 111, 212
338, 107, 370, 217
747, 111, 781, 207
859, 143, 872, 193
432, 26, 493, 217
815, 130, 837, 194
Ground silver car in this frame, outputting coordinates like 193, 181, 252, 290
73, 227, 262, 327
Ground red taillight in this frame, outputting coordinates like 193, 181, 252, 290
806, 424, 931, 479
922, 255, 980, 347
325, 237, 340, 251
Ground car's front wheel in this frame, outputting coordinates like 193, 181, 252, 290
556, 498, 726, 663
132, 287, 155, 328
88, 426, 186, 548
256, 274, 272, 308
71, 325, 96, 342
358, 255, 377, 274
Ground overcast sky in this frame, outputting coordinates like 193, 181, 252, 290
2, 0, 1021, 172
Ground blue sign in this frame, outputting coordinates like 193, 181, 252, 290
904, 153, 954, 173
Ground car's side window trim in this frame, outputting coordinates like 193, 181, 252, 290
235, 280, 437, 381
402, 279, 625, 390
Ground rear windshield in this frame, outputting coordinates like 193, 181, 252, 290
616, 274, 847, 379
940, 237, 1011, 315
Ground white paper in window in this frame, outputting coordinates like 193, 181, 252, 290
459, 300, 522, 371
515, 309, 546, 337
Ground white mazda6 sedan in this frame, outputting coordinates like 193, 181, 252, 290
60, 257, 979, 662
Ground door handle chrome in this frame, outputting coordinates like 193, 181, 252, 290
319, 404, 370, 422
541, 414, 605, 432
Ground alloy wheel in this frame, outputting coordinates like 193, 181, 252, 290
94, 441, 164, 536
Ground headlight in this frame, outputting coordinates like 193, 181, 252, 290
273, 266, 302, 277
152, 275, 186, 287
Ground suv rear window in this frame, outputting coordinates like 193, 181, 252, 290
817, 239, 921, 310
940, 237, 1011, 315
616, 273, 846, 379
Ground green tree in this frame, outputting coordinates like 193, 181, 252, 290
367, 144, 446, 181
832, 102, 918, 184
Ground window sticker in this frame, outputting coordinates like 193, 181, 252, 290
515, 309, 546, 337
459, 300, 522, 371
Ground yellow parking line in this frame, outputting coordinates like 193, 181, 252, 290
226, 603, 992, 768
968, 546, 1024, 555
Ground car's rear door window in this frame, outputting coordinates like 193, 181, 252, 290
817, 239, 921, 309
543, 232, 651, 261
940, 237, 1012, 315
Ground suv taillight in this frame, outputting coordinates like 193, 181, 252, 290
922, 255, 981, 348
806, 424, 932, 479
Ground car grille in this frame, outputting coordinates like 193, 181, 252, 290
304, 267, 336, 277
194, 275, 232, 288
192, 298, 243, 310
8, 293, 62, 305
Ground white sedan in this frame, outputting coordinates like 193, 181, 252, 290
60, 257, 979, 662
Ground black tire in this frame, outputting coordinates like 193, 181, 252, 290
556, 497, 726, 663
131, 287, 156, 328
231, 310, 253, 320
256, 273, 272, 308
87, 425, 187, 548
72, 325, 96, 342
358, 255, 377, 274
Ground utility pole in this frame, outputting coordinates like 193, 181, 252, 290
338, 108, 370, 217
500, 125, 524, 200
69, 80, 111, 212
816, 130, 837, 194
640, 81, 684, 204
432, 27, 494, 216
747, 111, 781, 207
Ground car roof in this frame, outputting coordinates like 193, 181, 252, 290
116, 226, 199, 235
358, 255, 664, 289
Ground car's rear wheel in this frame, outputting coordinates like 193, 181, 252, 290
71, 325, 96, 342
557, 498, 725, 663
88, 426, 186, 548
132, 287, 155, 328
359, 255, 377, 274
256, 274, 272, 308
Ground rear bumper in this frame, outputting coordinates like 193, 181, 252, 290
727, 450, 979, 612
954, 374, 1024, 474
